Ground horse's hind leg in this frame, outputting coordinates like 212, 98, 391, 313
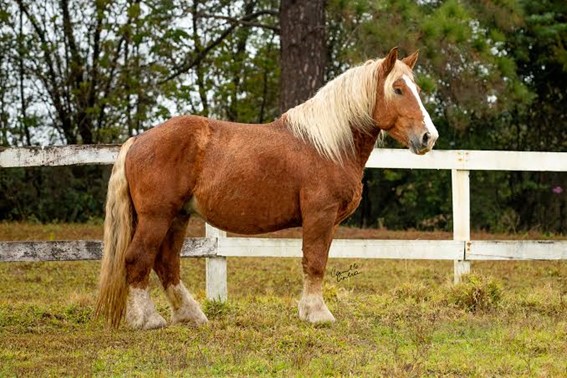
154, 216, 208, 326
124, 216, 173, 330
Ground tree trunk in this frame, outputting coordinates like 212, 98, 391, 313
279, 0, 326, 114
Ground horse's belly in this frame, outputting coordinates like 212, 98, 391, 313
190, 185, 301, 235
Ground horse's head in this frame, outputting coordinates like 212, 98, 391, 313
373, 47, 438, 155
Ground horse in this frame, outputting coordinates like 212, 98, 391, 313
96, 47, 438, 329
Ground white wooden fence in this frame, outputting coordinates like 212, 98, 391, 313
1, 146, 566, 301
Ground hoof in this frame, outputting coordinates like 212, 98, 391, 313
172, 307, 209, 326
166, 283, 209, 326
143, 313, 167, 330
126, 287, 167, 330
298, 294, 336, 323
126, 307, 167, 330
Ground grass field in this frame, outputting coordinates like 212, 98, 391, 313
1, 221, 566, 376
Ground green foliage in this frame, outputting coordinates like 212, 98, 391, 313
0, 166, 110, 223
349, 168, 452, 230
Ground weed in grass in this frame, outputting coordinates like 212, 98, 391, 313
391, 281, 431, 303
203, 299, 232, 319
447, 273, 503, 313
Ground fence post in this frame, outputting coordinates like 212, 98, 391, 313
452, 168, 471, 283
205, 223, 228, 301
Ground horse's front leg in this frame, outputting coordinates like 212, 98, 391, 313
299, 207, 338, 323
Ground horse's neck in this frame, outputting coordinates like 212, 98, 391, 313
349, 126, 381, 169
275, 116, 379, 169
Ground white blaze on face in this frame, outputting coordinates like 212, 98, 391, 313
402, 75, 439, 140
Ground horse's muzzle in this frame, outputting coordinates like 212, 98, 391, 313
410, 131, 437, 155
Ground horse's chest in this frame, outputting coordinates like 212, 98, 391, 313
336, 181, 363, 222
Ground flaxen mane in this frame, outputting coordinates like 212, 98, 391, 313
284, 59, 413, 162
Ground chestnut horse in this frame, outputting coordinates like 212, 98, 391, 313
96, 47, 438, 329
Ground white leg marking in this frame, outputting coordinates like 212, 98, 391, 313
126, 287, 167, 330
298, 276, 335, 323
402, 74, 439, 139
165, 282, 208, 326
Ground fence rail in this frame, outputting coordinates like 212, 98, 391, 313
4, 239, 566, 262
2, 145, 566, 171
1, 145, 566, 300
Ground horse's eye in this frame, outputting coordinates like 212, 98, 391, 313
394, 88, 403, 95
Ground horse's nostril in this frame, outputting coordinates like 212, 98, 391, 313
422, 132, 431, 145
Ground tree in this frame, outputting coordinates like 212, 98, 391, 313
206, 0, 280, 122
279, 0, 326, 113
2, 0, 279, 145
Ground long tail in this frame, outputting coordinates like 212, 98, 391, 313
95, 137, 136, 328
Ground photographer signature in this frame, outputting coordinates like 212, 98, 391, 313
330, 263, 361, 282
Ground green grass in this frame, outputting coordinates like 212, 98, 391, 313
1, 223, 567, 376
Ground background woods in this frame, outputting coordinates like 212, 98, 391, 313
0, 0, 565, 233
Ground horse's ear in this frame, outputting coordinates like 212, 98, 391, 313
381, 47, 398, 77
402, 50, 419, 69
